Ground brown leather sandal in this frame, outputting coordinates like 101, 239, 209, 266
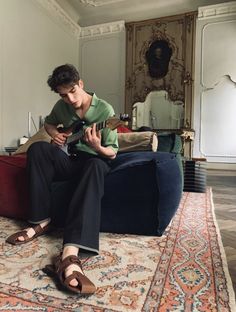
44, 255, 96, 295
6, 224, 50, 245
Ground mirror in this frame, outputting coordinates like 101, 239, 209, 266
132, 90, 184, 130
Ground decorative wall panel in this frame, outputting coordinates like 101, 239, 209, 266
125, 12, 196, 129
201, 76, 236, 159
193, 2, 236, 164
79, 30, 126, 115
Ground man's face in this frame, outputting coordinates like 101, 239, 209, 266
57, 80, 84, 109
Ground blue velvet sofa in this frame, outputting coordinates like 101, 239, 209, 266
0, 134, 183, 237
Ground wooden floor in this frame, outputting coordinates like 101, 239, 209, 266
207, 169, 236, 297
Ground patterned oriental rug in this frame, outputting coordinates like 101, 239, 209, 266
0, 188, 235, 311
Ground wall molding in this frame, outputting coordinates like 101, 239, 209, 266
35, 0, 81, 38
79, 0, 126, 7
35, 0, 124, 39
80, 20, 125, 38
198, 1, 236, 20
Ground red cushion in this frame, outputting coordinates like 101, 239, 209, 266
0, 155, 28, 220
117, 125, 132, 133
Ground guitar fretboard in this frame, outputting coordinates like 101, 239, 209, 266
66, 120, 107, 145
96, 121, 107, 131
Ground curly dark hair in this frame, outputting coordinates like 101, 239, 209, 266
47, 64, 80, 93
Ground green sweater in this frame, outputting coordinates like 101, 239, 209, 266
45, 93, 119, 155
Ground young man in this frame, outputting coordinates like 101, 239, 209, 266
6, 64, 119, 294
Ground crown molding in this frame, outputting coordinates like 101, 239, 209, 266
79, 0, 126, 7
198, 1, 236, 19
80, 20, 125, 38
35, 0, 124, 39
35, 0, 81, 38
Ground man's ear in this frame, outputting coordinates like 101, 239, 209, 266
78, 80, 84, 89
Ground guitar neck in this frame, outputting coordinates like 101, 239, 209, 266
96, 120, 107, 131
66, 130, 83, 144
66, 120, 107, 145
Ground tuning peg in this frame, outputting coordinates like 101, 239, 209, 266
120, 113, 130, 121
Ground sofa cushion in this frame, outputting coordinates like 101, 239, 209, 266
0, 155, 28, 219
117, 131, 158, 152
157, 133, 182, 154
14, 127, 51, 155
157, 133, 183, 184
14, 128, 157, 155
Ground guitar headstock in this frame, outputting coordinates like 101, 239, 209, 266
119, 113, 130, 122
106, 114, 130, 130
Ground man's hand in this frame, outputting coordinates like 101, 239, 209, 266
52, 132, 69, 146
44, 123, 70, 147
84, 123, 116, 159
84, 123, 101, 151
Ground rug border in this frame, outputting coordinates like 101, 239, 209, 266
209, 187, 236, 312
1, 189, 235, 311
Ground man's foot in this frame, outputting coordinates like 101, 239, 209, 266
6, 220, 50, 245
62, 246, 81, 287
44, 246, 96, 294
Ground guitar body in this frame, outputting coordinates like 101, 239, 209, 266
58, 120, 85, 136
57, 120, 85, 155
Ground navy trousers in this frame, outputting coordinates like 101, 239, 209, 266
26, 141, 111, 255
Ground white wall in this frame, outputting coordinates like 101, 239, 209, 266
78, 21, 126, 116
193, 2, 236, 165
0, 0, 79, 151
2, 0, 235, 168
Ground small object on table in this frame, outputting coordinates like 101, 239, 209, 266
4, 147, 18, 156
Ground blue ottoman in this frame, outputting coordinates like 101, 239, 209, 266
51, 151, 183, 236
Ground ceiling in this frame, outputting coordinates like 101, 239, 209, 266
56, 0, 233, 27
